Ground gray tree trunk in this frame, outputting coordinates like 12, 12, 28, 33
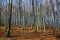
0, 0, 2, 23
19, 0, 22, 25
7, 0, 12, 37
50, 0, 57, 36
32, 0, 37, 32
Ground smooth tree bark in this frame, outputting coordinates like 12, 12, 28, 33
36, 0, 39, 31
55, 0, 60, 37
0, 0, 2, 23
32, 0, 37, 32
22, 0, 26, 34
7, 0, 12, 37
19, 0, 22, 25
50, 0, 58, 36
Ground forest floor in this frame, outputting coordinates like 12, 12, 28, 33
0, 25, 60, 40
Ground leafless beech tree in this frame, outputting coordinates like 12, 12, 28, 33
0, 0, 2, 23
7, 0, 12, 37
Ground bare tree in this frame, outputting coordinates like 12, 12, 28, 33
55, 0, 60, 37
7, 0, 12, 37
19, 0, 22, 25
39, 0, 43, 33
50, 0, 58, 36
0, 0, 2, 23
32, 0, 39, 32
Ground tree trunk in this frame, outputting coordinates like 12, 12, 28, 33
7, 0, 12, 37
19, 0, 22, 25
32, 0, 37, 32
0, 8, 1, 23
0, 0, 2, 23
50, 0, 57, 36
